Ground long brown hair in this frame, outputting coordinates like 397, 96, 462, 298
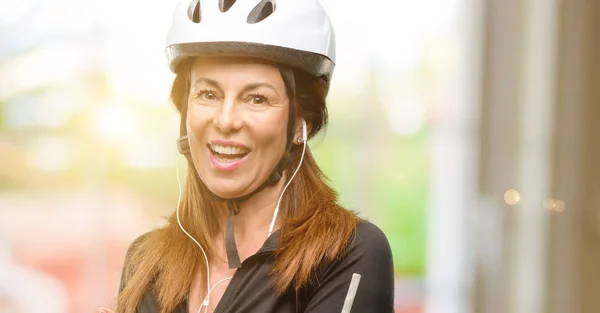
117, 60, 359, 313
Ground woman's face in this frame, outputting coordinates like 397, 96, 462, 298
186, 56, 290, 199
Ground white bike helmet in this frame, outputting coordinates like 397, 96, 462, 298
165, 0, 336, 88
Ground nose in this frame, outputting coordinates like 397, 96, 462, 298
213, 98, 243, 133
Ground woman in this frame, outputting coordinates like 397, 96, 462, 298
96, 0, 394, 312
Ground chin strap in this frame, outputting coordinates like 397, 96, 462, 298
177, 65, 297, 269
225, 201, 242, 268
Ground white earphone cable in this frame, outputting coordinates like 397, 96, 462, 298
268, 121, 308, 237
198, 276, 233, 312
177, 155, 234, 313
177, 121, 307, 311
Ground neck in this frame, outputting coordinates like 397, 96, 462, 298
225, 173, 287, 244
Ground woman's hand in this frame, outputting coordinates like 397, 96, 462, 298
94, 307, 115, 313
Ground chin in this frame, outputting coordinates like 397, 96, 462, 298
198, 165, 274, 200
204, 179, 250, 200
210, 189, 242, 200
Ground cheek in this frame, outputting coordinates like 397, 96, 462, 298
186, 106, 212, 134
252, 114, 289, 149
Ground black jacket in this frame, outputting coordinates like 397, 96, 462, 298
119, 221, 395, 313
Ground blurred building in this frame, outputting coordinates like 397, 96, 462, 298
470, 0, 600, 313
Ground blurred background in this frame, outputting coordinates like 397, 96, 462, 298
0, 0, 598, 312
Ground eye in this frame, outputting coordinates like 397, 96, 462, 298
247, 93, 269, 105
194, 89, 218, 101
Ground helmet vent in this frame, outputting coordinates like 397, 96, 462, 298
219, 0, 236, 13
247, 0, 275, 24
187, 0, 202, 23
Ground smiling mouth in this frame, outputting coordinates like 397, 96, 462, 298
208, 144, 250, 162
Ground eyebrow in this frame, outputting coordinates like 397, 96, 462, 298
192, 77, 280, 96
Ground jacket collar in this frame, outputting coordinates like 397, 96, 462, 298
257, 229, 280, 253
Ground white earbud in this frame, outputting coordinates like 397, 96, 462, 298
296, 119, 308, 144
301, 118, 307, 142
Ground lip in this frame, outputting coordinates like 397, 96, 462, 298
208, 139, 250, 150
207, 141, 250, 172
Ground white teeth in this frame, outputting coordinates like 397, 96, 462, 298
209, 144, 249, 155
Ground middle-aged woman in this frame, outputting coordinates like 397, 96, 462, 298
96, 0, 395, 312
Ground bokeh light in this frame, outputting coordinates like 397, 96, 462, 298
543, 198, 565, 213
504, 189, 521, 206
92, 105, 136, 142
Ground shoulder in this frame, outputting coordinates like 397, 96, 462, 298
124, 231, 155, 261
119, 230, 157, 293
302, 220, 395, 312
317, 219, 393, 277
348, 220, 393, 258
354, 220, 390, 244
